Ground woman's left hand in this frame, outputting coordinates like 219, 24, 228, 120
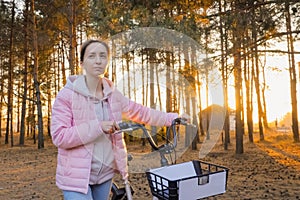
179, 113, 191, 123
101, 121, 120, 134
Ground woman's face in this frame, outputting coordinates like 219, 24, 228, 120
81, 42, 108, 77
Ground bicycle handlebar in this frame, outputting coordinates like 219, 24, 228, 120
116, 121, 159, 150
116, 118, 190, 153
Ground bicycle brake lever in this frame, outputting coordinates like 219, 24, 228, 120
113, 129, 132, 134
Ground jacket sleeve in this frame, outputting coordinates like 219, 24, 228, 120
116, 90, 178, 127
51, 89, 103, 149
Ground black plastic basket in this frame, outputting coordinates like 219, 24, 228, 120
146, 160, 229, 200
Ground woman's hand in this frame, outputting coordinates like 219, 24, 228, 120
101, 121, 120, 134
179, 113, 191, 123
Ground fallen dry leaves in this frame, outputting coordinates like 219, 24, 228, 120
0, 130, 299, 200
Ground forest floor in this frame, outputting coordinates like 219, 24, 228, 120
0, 129, 300, 200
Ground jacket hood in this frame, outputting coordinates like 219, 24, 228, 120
65, 75, 114, 99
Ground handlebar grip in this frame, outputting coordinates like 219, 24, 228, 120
174, 117, 196, 127
118, 122, 141, 130
113, 122, 142, 134
118, 122, 130, 129
173, 117, 188, 125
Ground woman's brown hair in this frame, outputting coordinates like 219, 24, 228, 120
80, 39, 110, 62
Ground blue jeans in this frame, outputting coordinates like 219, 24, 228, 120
63, 179, 112, 200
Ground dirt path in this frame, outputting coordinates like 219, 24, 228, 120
0, 132, 300, 200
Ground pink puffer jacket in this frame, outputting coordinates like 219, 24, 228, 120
51, 75, 178, 194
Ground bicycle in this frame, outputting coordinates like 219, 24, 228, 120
111, 118, 229, 200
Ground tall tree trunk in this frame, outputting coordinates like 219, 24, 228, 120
261, 64, 269, 129
205, 68, 210, 140
166, 52, 172, 112
155, 60, 162, 111
234, 48, 243, 154
27, 84, 33, 137
204, 31, 210, 141
253, 41, 264, 141
68, 0, 77, 75
285, 1, 299, 143
184, 82, 191, 147
219, 0, 230, 149
224, 0, 231, 145
17, 81, 21, 133
190, 47, 198, 150
126, 53, 131, 99
47, 86, 51, 137
133, 53, 137, 102
61, 39, 67, 85
32, 98, 36, 144
55, 47, 60, 95
149, 50, 157, 148
140, 53, 146, 146
6, 0, 15, 146
20, 0, 29, 145
177, 46, 183, 119
141, 53, 145, 106
197, 70, 205, 137
31, 0, 44, 149
111, 40, 116, 83
47, 58, 52, 136
125, 52, 133, 142
191, 93, 198, 150
233, 1, 244, 154
244, 47, 254, 143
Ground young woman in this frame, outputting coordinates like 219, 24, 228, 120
51, 39, 180, 200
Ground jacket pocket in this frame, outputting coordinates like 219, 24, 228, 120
57, 155, 69, 177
